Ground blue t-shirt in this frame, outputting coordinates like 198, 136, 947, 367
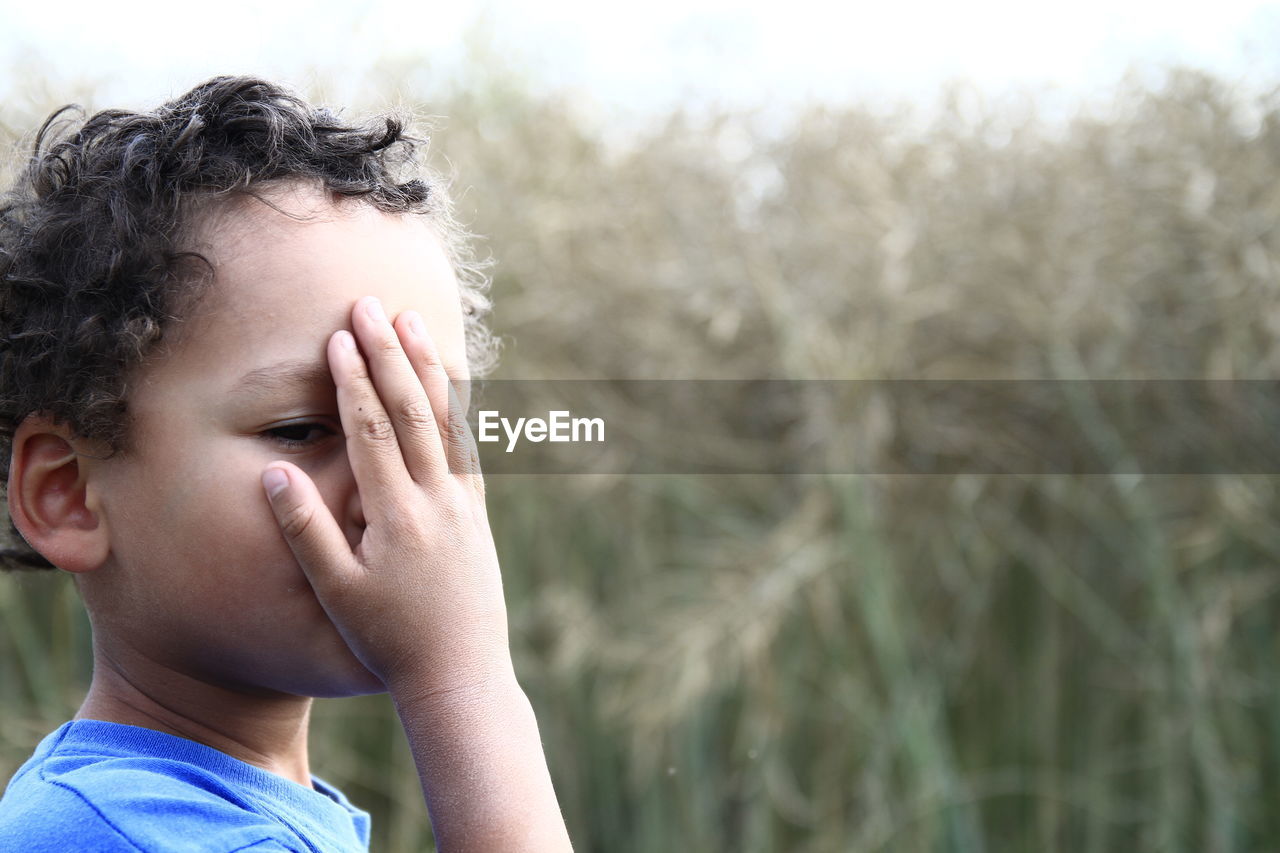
0, 719, 371, 852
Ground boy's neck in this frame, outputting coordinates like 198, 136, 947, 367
74, 644, 316, 789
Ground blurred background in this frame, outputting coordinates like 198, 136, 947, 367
3, 2, 1280, 850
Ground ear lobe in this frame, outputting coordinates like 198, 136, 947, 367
8, 418, 110, 573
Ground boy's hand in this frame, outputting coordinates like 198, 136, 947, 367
261, 296, 573, 851
260, 295, 508, 697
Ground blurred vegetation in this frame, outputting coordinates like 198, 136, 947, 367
3, 56, 1280, 852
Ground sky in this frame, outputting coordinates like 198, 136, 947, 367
1, 0, 1277, 121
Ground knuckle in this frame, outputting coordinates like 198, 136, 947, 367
445, 414, 471, 445
358, 412, 397, 444
444, 423, 473, 469
376, 334, 404, 357
395, 398, 436, 432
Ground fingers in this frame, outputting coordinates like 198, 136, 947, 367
395, 308, 480, 480
394, 308, 455, 471
445, 376, 484, 484
350, 296, 444, 484
261, 462, 359, 595
339, 295, 482, 497
328, 327, 416, 523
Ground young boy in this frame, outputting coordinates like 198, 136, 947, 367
0, 75, 572, 851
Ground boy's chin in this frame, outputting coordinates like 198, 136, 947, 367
247, 651, 386, 699
298, 660, 387, 698
308, 679, 388, 699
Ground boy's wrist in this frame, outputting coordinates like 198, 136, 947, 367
387, 657, 570, 851
386, 654, 525, 716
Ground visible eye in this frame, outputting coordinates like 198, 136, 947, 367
262, 421, 337, 449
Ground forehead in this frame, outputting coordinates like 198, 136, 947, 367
163, 181, 468, 382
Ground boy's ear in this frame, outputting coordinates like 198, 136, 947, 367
7, 415, 110, 573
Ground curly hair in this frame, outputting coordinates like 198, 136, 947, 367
0, 75, 500, 570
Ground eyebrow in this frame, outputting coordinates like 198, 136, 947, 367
229, 357, 473, 412
230, 359, 334, 397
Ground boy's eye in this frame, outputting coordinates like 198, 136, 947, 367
263, 421, 336, 449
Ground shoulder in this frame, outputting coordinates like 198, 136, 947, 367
0, 755, 302, 853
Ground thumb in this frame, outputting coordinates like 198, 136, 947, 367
261, 462, 358, 595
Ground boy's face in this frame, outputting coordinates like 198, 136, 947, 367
81, 182, 471, 698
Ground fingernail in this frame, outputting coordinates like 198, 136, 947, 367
365, 297, 386, 324
407, 311, 427, 338
336, 330, 356, 350
262, 467, 289, 497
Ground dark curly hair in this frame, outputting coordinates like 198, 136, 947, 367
0, 75, 499, 570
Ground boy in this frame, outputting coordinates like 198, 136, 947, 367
0, 75, 572, 851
